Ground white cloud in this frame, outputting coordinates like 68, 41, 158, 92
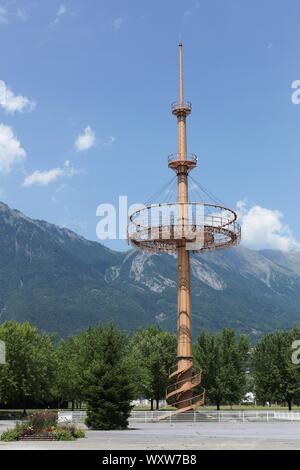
0, 6, 8, 24
75, 126, 96, 152
51, 182, 68, 203
0, 5, 32, 24
57, 4, 67, 16
112, 17, 126, 30
182, 3, 200, 24
16, 8, 29, 22
51, 4, 68, 26
183, 10, 192, 22
237, 200, 300, 253
63, 159, 80, 176
0, 124, 26, 173
0, 80, 36, 114
23, 167, 64, 187
23, 161, 79, 187
102, 135, 115, 147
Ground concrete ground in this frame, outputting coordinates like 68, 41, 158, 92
1, 421, 300, 450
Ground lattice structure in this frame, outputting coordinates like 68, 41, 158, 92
128, 44, 241, 414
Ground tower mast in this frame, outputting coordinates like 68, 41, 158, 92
175, 44, 193, 408
128, 44, 241, 415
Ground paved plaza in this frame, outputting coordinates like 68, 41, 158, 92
0, 421, 300, 450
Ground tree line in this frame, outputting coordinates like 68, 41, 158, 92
0, 321, 300, 428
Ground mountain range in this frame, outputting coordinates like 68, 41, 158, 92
0, 201, 299, 339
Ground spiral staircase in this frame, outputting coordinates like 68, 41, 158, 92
155, 362, 205, 422
166, 362, 205, 412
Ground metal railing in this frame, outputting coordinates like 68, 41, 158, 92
128, 204, 238, 235
127, 202, 241, 253
168, 153, 198, 164
171, 101, 192, 113
58, 410, 300, 425
129, 203, 237, 228
128, 410, 300, 424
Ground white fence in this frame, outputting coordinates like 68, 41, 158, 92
129, 410, 300, 423
58, 410, 87, 424
58, 410, 300, 425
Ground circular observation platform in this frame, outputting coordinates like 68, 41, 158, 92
128, 202, 241, 254
171, 101, 192, 116
168, 153, 198, 173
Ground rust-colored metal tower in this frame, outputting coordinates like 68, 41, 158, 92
173, 44, 193, 409
128, 44, 241, 414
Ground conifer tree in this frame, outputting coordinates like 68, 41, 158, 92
84, 324, 135, 430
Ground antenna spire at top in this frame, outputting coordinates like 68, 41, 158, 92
179, 43, 184, 105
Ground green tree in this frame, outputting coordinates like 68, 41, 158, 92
129, 326, 177, 410
252, 328, 300, 410
56, 336, 83, 410
82, 324, 135, 430
194, 328, 249, 410
0, 321, 57, 414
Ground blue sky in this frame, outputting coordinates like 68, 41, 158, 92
0, 0, 299, 252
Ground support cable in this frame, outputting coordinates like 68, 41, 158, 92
188, 174, 226, 207
144, 175, 177, 206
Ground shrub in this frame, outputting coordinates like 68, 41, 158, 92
55, 424, 85, 440
0, 415, 85, 442
0, 423, 27, 442
53, 428, 75, 441
28, 411, 58, 431
71, 426, 85, 439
